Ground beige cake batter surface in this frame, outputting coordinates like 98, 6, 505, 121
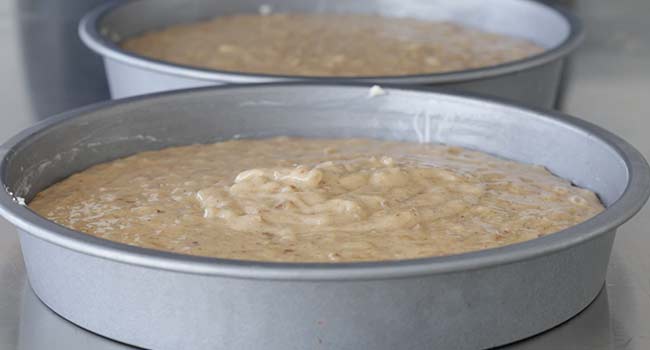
121, 13, 544, 77
29, 138, 603, 262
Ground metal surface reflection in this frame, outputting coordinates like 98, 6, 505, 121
18, 284, 141, 350
17, 282, 612, 350
498, 287, 613, 350
16, 0, 110, 119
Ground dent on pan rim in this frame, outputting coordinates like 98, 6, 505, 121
0, 83, 648, 281
78, 0, 584, 84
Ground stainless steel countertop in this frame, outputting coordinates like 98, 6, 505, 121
1, 0, 649, 349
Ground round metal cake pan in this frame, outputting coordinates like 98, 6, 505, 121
79, 0, 583, 108
1, 84, 648, 350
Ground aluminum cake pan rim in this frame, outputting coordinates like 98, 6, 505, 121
78, 0, 584, 84
0, 83, 648, 281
